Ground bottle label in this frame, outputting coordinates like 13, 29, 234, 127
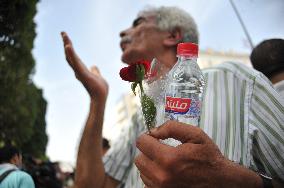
165, 96, 201, 116
165, 96, 191, 114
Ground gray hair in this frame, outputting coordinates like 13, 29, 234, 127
138, 6, 199, 44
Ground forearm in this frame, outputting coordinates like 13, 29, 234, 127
74, 99, 106, 188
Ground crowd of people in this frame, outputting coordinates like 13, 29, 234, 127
0, 145, 74, 188
0, 136, 113, 187
0, 138, 111, 187
1, 4, 283, 188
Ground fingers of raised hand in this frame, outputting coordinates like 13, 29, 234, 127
61, 32, 74, 64
61, 32, 90, 79
61, 32, 72, 46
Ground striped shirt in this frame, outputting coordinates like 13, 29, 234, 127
103, 61, 284, 188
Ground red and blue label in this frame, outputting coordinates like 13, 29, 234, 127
165, 96, 191, 114
165, 96, 201, 116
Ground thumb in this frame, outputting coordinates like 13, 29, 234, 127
150, 121, 208, 144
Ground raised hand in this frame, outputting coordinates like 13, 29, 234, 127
61, 32, 108, 102
135, 121, 262, 188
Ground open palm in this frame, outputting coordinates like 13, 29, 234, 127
61, 32, 108, 101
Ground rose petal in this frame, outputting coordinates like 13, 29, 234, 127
119, 67, 131, 81
128, 64, 137, 81
119, 66, 137, 82
119, 60, 151, 82
138, 60, 151, 73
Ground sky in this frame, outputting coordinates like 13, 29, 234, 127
32, 0, 284, 164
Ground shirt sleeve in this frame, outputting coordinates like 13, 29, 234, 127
103, 112, 144, 184
249, 72, 284, 181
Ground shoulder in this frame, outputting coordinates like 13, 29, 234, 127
203, 61, 258, 78
203, 61, 274, 86
12, 170, 35, 187
13, 170, 31, 178
0, 170, 35, 188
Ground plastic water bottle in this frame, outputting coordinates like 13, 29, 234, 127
164, 42, 205, 127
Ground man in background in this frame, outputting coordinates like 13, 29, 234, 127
0, 145, 35, 188
250, 38, 284, 97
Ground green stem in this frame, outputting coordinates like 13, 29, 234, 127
147, 126, 151, 133
145, 120, 151, 133
138, 82, 152, 133
139, 81, 144, 94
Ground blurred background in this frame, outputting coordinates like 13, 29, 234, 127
1, 0, 284, 187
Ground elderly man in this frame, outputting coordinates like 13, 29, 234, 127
62, 6, 284, 188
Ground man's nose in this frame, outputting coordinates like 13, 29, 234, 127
120, 30, 126, 38
120, 28, 130, 38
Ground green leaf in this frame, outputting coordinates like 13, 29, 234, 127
131, 82, 138, 96
141, 94, 156, 132
136, 64, 145, 82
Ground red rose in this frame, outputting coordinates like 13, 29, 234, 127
119, 59, 156, 132
119, 60, 151, 82
119, 66, 136, 82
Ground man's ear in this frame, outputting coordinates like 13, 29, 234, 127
163, 27, 182, 47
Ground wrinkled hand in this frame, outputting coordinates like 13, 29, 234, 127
61, 32, 108, 101
135, 121, 260, 188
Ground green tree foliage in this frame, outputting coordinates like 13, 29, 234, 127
0, 0, 48, 158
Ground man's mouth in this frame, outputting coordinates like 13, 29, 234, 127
120, 36, 132, 51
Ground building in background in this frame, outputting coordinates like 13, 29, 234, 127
114, 93, 139, 131
198, 49, 251, 68
113, 49, 250, 134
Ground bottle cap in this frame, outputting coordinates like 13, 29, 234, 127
177, 42, 198, 57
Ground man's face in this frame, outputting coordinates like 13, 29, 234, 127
120, 15, 166, 64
